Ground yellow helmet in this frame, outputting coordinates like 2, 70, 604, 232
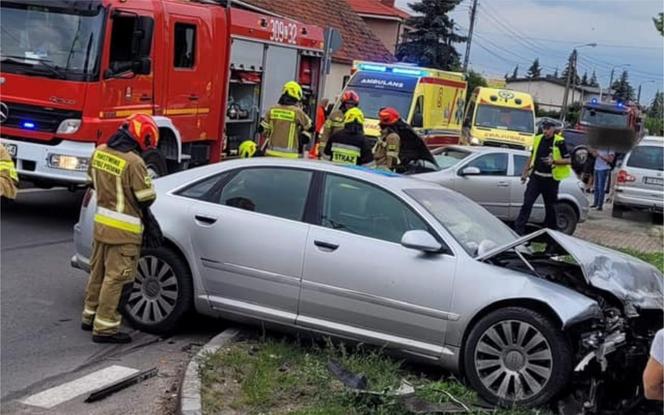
282, 81, 303, 101
238, 140, 257, 158
343, 107, 365, 125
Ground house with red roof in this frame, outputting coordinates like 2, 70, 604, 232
236, 0, 397, 100
347, 0, 410, 54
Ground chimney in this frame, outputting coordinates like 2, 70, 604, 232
380, 0, 396, 7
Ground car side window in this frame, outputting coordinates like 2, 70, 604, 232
465, 153, 508, 176
177, 172, 231, 201
174, 23, 196, 68
513, 155, 529, 177
216, 168, 312, 221
321, 174, 428, 244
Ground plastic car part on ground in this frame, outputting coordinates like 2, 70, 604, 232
326, 359, 490, 414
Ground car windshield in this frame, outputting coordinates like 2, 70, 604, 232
353, 87, 414, 121
475, 105, 534, 133
626, 145, 664, 171
433, 148, 471, 169
405, 188, 518, 257
580, 108, 628, 127
1, 2, 105, 80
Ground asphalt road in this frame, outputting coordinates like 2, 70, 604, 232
1, 188, 218, 413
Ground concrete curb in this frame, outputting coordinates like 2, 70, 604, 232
179, 328, 240, 415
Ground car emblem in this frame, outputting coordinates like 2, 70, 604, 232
498, 90, 515, 100
0, 103, 8, 124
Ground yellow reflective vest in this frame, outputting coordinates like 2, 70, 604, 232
530, 134, 572, 181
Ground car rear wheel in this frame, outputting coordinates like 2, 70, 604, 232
555, 202, 578, 235
121, 246, 193, 334
463, 307, 571, 408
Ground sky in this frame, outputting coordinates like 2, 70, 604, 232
395, 0, 664, 105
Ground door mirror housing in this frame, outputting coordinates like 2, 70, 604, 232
459, 166, 481, 176
401, 230, 443, 253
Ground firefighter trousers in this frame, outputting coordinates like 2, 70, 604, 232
82, 241, 140, 336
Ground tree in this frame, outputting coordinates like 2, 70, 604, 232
611, 70, 635, 101
509, 65, 519, 80
589, 70, 599, 87
465, 70, 487, 101
560, 52, 581, 85
396, 0, 466, 70
580, 71, 588, 86
526, 58, 541, 79
654, 12, 664, 36
646, 91, 664, 135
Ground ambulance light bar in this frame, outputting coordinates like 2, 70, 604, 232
356, 63, 427, 77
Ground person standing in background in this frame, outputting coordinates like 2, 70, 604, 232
591, 148, 615, 211
643, 329, 663, 401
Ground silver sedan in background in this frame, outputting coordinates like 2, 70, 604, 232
71, 158, 661, 411
413, 146, 589, 234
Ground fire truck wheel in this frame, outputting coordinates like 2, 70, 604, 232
142, 149, 167, 178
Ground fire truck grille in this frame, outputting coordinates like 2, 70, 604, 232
1, 102, 82, 133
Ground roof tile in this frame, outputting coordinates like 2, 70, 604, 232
347, 0, 410, 20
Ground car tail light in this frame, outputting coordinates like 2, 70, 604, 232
81, 188, 93, 208
617, 169, 636, 184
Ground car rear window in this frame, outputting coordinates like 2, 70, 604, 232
626, 145, 663, 171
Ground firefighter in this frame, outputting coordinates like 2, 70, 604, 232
373, 107, 401, 170
0, 144, 18, 199
261, 81, 312, 158
319, 90, 360, 159
82, 114, 158, 344
514, 120, 571, 235
323, 107, 373, 166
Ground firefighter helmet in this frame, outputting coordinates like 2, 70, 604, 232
124, 114, 159, 151
341, 90, 360, 106
282, 81, 303, 101
344, 107, 365, 125
238, 140, 257, 158
378, 107, 400, 126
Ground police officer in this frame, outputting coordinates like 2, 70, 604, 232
374, 107, 401, 170
82, 114, 158, 343
514, 120, 571, 235
320, 90, 360, 159
0, 144, 18, 199
261, 81, 312, 158
324, 107, 373, 165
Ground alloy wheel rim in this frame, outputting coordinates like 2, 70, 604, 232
474, 320, 553, 401
126, 256, 178, 324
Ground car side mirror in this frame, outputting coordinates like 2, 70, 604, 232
133, 57, 151, 75
401, 230, 443, 253
411, 113, 423, 128
459, 166, 481, 176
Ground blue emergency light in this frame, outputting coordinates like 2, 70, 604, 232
617, 102, 624, 108
358, 64, 387, 72
392, 67, 426, 77
358, 63, 428, 77
591, 98, 598, 104
21, 121, 35, 129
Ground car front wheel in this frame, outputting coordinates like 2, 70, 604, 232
463, 307, 572, 408
555, 202, 578, 235
121, 246, 193, 334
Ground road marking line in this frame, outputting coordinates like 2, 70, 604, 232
21, 365, 139, 409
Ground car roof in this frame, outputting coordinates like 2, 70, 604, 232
640, 136, 664, 146
439, 145, 530, 156
156, 157, 446, 194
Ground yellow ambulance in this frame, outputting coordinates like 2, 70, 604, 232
462, 87, 536, 149
336, 61, 467, 147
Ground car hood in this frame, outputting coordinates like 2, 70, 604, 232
477, 229, 664, 311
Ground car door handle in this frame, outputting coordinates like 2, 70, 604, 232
188, 94, 199, 101
497, 181, 510, 187
314, 240, 339, 251
194, 215, 217, 225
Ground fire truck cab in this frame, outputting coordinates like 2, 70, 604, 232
0, 0, 324, 188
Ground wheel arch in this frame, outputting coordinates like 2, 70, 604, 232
153, 116, 183, 163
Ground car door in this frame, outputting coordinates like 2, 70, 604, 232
510, 154, 545, 222
185, 166, 314, 325
453, 153, 511, 219
297, 174, 457, 357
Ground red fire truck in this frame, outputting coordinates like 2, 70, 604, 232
576, 99, 644, 135
0, 0, 324, 188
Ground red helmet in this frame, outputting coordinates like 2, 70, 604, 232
378, 107, 400, 126
124, 114, 159, 151
341, 90, 360, 105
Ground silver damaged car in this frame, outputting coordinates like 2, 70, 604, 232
72, 158, 662, 412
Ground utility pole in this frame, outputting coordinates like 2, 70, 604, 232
560, 49, 577, 121
462, 0, 479, 72
608, 68, 615, 101
637, 84, 642, 104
